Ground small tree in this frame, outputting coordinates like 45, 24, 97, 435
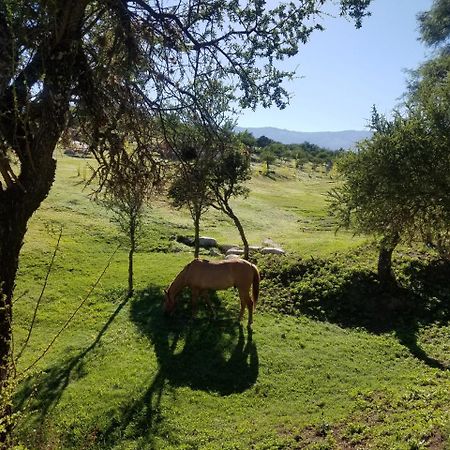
260, 149, 276, 173
99, 147, 162, 297
169, 166, 213, 258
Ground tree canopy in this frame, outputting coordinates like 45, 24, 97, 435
418, 0, 450, 49
329, 0, 450, 286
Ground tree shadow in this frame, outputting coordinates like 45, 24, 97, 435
15, 290, 131, 424
394, 326, 449, 370
324, 262, 450, 371
261, 256, 450, 372
97, 286, 258, 447
392, 259, 450, 371
17, 285, 258, 448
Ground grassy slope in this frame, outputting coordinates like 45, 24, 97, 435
13, 156, 450, 449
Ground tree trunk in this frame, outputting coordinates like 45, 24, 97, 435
194, 212, 200, 259
377, 232, 400, 289
226, 206, 249, 260
128, 245, 134, 299
0, 200, 29, 446
0, 157, 57, 447
0, 2, 90, 445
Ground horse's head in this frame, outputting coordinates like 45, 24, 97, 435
163, 287, 176, 315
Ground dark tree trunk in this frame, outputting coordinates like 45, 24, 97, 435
0, 2, 88, 444
0, 156, 57, 447
0, 200, 29, 446
128, 248, 134, 298
226, 206, 249, 260
194, 212, 200, 259
377, 232, 400, 289
128, 223, 136, 298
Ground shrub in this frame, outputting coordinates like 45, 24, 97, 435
255, 250, 450, 331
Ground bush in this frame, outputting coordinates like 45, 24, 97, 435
255, 251, 450, 331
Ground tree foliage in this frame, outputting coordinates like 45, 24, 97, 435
329, 0, 450, 287
330, 70, 450, 285
330, 111, 445, 233
418, 0, 450, 49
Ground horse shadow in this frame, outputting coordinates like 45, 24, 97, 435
132, 286, 258, 393
97, 286, 258, 446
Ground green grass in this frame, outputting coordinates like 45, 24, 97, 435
12, 155, 450, 449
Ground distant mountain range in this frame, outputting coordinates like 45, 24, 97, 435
235, 126, 372, 150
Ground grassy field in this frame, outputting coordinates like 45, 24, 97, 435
12, 155, 450, 449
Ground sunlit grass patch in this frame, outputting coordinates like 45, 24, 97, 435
12, 155, 450, 449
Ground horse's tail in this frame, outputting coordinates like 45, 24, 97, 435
251, 264, 260, 310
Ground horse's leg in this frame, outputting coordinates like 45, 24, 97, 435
191, 288, 200, 318
238, 290, 246, 322
239, 287, 253, 327
202, 290, 216, 320
246, 291, 254, 327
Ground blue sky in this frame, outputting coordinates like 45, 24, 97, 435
237, 0, 434, 132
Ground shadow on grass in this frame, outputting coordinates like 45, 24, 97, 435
131, 286, 258, 394
327, 267, 450, 371
98, 286, 258, 447
16, 289, 131, 413
346, 264, 450, 371
392, 259, 450, 371
16, 285, 258, 448
260, 256, 450, 371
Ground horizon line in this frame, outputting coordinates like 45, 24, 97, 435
235, 125, 372, 133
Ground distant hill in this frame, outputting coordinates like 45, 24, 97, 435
235, 126, 372, 150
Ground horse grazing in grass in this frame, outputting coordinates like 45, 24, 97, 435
164, 258, 260, 327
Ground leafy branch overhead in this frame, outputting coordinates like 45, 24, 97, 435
0, 0, 372, 192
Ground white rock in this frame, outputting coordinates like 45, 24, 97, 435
261, 247, 285, 255
225, 254, 241, 260
226, 247, 244, 255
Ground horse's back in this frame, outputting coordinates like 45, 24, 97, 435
186, 259, 253, 290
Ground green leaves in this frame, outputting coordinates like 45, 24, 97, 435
418, 0, 450, 48
330, 96, 450, 253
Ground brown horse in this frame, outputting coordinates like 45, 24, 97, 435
164, 258, 260, 327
